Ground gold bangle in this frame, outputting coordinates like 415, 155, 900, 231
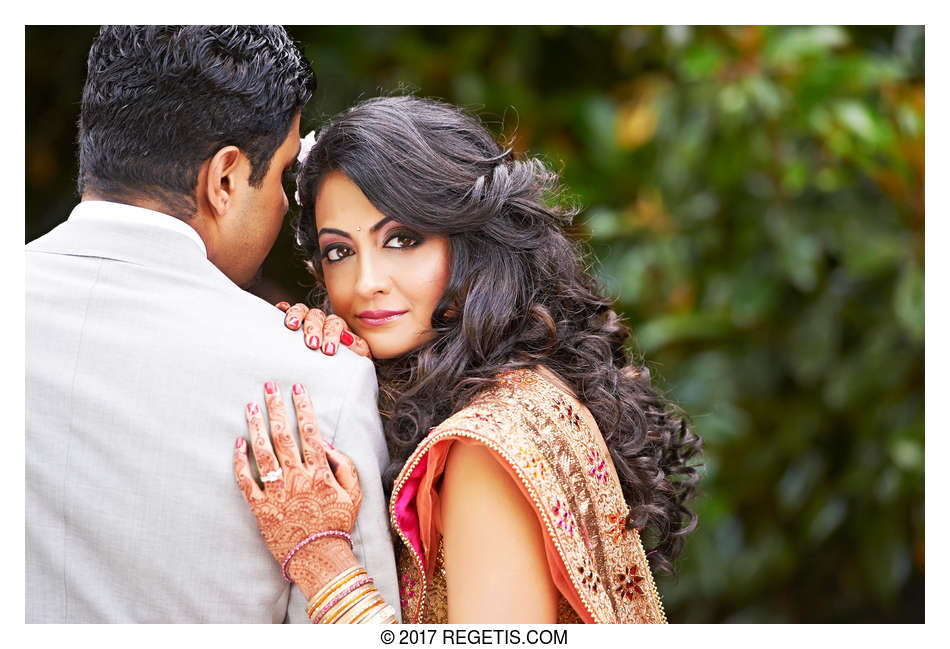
313, 581, 373, 624
350, 597, 386, 623
309, 566, 366, 614
362, 601, 397, 624
314, 577, 372, 624
326, 584, 376, 624
368, 609, 399, 624
336, 592, 381, 624
323, 584, 377, 624
306, 567, 367, 619
306, 566, 364, 616
332, 588, 376, 624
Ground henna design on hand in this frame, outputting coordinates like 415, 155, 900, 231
234, 383, 362, 598
303, 308, 328, 351
284, 303, 309, 331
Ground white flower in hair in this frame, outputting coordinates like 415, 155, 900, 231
295, 130, 317, 207
298, 130, 316, 165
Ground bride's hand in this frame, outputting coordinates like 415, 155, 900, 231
276, 302, 371, 359
234, 381, 361, 599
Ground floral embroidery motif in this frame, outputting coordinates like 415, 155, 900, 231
519, 444, 548, 480
551, 498, 576, 536
498, 369, 537, 386
399, 570, 418, 610
615, 565, 646, 600
552, 396, 582, 432
391, 368, 666, 623
587, 447, 609, 484
577, 556, 601, 592
466, 411, 494, 430
607, 509, 629, 543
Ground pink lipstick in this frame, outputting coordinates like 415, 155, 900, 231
357, 309, 407, 327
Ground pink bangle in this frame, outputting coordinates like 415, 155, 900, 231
281, 530, 353, 583
312, 575, 374, 623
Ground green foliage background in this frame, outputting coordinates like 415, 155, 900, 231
25, 25, 924, 622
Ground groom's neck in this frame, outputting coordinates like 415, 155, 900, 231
80, 190, 209, 245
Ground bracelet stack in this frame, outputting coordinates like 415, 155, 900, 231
305, 565, 399, 624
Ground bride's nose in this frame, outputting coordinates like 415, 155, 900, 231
354, 250, 391, 297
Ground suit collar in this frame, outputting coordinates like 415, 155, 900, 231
68, 200, 207, 257
30, 203, 217, 277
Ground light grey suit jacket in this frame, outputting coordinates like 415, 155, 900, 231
25, 205, 399, 622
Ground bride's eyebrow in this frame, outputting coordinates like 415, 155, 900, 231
317, 216, 395, 239
317, 227, 349, 238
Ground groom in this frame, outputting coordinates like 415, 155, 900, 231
25, 26, 398, 622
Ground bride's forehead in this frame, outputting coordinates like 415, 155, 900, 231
314, 173, 389, 232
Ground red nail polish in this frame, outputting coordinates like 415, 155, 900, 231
307, 335, 319, 349
236, 437, 245, 450
322, 439, 335, 451
287, 316, 300, 330
276, 302, 290, 311
264, 381, 277, 395
340, 330, 354, 346
247, 402, 259, 415
323, 342, 336, 355
293, 383, 304, 395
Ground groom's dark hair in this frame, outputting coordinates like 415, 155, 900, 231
77, 25, 315, 219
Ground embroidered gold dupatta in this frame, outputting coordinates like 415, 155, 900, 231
389, 369, 666, 623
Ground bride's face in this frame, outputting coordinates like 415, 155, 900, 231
313, 171, 452, 360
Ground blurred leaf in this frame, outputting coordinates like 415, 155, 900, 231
763, 26, 849, 65
893, 261, 924, 342
637, 311, 733, 353
806, 496, 848, 543
777, 454, 827, 512
784, 293, 842, 384
889, 438, 923, 473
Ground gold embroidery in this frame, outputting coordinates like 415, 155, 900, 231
391, 368, 667, 623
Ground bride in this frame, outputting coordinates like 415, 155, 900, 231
233, 95, 702, 623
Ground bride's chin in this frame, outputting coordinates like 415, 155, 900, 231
363, 333, 432, 362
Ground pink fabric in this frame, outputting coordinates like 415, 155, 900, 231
393, 453, 428, 574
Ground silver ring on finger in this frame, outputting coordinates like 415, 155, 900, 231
260, 467, 283, 483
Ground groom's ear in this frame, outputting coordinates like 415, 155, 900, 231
203, 146, 243, 219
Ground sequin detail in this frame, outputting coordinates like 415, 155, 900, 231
516, 444, 546, 481
551, 498, 577, 536
615, 565, 646, 600
607, 509, 629, 544
577, 556, 601, 593
390, 368, 667, 623
399, 571, 417, 610
497, 369, 537, 386
587, 447, 609, 484
552, 395, 582, 432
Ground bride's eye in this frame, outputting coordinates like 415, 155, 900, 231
322, 244, 353, 263
384, 231, 423, 249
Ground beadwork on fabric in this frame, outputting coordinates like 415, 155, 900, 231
390, 368, 666, 623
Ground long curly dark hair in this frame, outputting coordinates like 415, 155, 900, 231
296, 96, 702, 575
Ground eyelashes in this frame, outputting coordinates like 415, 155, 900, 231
384, 231, 424, 249
320, 229, 425, 264
322, 244, 353, 263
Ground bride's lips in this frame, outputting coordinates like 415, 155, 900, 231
356, 309, 407, 327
